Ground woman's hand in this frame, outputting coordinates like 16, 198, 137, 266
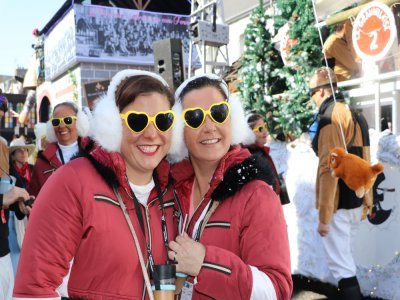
168, 233, 206, 277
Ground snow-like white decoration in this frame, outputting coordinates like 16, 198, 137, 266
377, 131, 400, 168
269, 132, 400, 298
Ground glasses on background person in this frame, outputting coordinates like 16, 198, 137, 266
51, 116, 77, 127
252, 123, 267, 133
309, 83, 337, 97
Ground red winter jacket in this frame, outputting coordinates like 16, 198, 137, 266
27, 142, 63, 197
171, 146, 292, 300
14, 140, 180, 299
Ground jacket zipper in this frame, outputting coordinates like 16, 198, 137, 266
137, 187, 168, 263
186, 196, 208, 238
144, 205, 152, 254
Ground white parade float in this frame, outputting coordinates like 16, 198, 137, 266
270, 130, 400, 299
276, 1, 400, 297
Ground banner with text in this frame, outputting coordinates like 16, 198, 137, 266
45, 9, 76, 81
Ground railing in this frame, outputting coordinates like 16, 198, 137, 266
338, 70, 400, 134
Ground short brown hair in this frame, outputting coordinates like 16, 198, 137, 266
115, 75, 174, 111
310, 67, 338, 89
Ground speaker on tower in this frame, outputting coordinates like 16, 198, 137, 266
153, 38, 185, 91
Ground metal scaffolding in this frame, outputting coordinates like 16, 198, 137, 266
188, 0, 230, 77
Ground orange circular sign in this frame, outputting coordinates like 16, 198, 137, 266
352, 1, 397, 61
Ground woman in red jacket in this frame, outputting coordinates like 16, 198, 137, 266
167, 74, 292, 299
27, 101, 90, 198
14, 70, 181, 299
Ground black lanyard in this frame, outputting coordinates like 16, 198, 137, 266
56, 144, 65, 165
128, 171, 170, 275
153, 172, 170, 259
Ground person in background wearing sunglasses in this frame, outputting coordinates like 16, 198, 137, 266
167, 74, 292, 300
13, 70, 181, 299
244, 113, 289, 205
27, 101, 90, 198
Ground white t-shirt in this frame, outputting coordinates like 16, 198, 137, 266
129, 178, 155, 205
57, 141, 79, 164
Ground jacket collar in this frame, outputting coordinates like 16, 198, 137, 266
40, 143, 62, 167
171, 145, 251, 198
246, 144, 270, 155
318, 92, 345, 115
80, 137, 170, 192
172, 145, 277, 220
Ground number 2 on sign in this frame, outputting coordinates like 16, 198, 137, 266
369, 30, 378, 50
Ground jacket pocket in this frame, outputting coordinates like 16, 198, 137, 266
157, 199, 175, 209
204, 221, 231, 229
202, 261, 232, 275
93, 194, 120, 207
42, 168, 56, 175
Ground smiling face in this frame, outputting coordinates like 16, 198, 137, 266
120, 92, 172, 185
52, 105, 78, 146
182, 86, 231, 168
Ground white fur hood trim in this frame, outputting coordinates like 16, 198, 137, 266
230, 95, 256, 146
167, 102, 188, 163
91, 92, 122, 152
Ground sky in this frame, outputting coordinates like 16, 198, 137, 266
0, 0, 66, 76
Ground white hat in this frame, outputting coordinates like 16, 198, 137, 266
9, 139, 35, 156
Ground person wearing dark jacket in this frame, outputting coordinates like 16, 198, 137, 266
167, 74, 292, 299
14, 70, 181, 299
9, 139, 35, 190
245, 113, 290, 205
0, 93, 31, 300
0, 185, 30, 300
27, 101, 89, 198
8, 139, 34, 273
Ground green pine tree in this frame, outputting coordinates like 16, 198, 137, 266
237, 0, 286, 137
273, 0, 322, 138
239, 0, 322, 139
